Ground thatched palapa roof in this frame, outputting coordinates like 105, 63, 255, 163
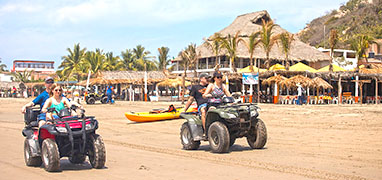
101, 71, 167, 84
195, 10, 330, 62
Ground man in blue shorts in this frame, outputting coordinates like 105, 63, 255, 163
184, 73, 209, 131
21, 77, 54, 127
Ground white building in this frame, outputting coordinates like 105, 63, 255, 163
317, 48, 357, 70
0, 73, 14, 82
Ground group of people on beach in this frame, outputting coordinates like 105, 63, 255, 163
184, 71, 232, 131
21, 77, 84, 128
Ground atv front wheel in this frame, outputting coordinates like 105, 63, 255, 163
69, 154, 86, 164
24, 139, 42, 167
101, 97, 108, 104
88, 134, 106, 169
42, 138, 60, 172
180, 122, 200, 150
247, 119, 267, 149
208, 121, 230, 153
87, 97, 96, 104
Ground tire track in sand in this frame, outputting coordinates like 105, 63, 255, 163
105, 139, 367, 180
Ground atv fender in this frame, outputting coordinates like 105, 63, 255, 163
180, 114, 203, 140
205, 109, 232, 129
26, 137, 41, 157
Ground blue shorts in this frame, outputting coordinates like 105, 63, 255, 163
198, 103, 207, 115
38, 113, 46, 122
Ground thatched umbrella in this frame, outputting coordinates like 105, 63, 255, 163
312, 77, 333, 89
157, 78, 191, 88
284, 75, 313, 88
262, 75, 287, 86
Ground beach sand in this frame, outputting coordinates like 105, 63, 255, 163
0, 98, 381, 180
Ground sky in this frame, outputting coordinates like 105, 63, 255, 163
0, 0, 347, 70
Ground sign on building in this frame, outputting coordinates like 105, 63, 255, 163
242, 73, 258, 85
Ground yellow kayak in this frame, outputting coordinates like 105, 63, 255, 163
125, 107, 197, 122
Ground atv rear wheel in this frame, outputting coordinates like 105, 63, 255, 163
42, 138, 60, 172
88, 134, 106, 169
69, 154, 86, 164
24, 139, 42, 167
87, 97, 96, 104
101, 97, 108, 104
247, 119, 267, 149
180, 122, 200, 150
208, 121, 230, 153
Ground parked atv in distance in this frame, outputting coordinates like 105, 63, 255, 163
180, 97, 267, 153
22, 106, 106, 172
85, 92, 108, 104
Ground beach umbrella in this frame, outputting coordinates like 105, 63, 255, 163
239, 65, 267, 73
262, 75, 287, 86
312, 77, 333, 89
269, 63, 285, 71
157, 78, 191, 88
284, 75, 313, 88
289, 62, 317, 72
316, 64, 346, 72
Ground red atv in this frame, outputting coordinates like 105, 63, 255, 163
22, 106, 106, 172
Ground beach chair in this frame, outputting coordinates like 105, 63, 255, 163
332, 97, 339, 104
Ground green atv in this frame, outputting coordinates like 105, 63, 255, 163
85, 92, 108, 104
180, 97, 267, 153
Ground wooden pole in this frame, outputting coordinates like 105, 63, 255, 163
359, 82, 363, 104
376, 78, 378, 104
338, 75, 342, 104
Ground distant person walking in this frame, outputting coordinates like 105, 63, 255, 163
106, 84, 114, 104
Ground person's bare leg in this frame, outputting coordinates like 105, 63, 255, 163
38, 120, 46, 128
201, 107, 207, 132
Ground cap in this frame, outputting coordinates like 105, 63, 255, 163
213, 71, 223, 78
199, 73, 210, 79
45, 77, 54, 83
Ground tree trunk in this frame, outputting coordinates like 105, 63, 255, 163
182, 65, 187, 105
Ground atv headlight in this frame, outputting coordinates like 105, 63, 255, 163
250, 110, 258, 117
85, 123, 92, 130
56, 126, 67, 133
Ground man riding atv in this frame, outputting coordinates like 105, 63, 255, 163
21, 77, 55, 127
184, 73, 210, 138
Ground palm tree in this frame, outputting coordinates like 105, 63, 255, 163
204, 33, 223, 69
329, 29, 338, 72
0, 58, 7, 72
13, 69, 33, 83
218, 31, 243, 72
157, 46, 170, 72
103, 52, 123, 71
243, 32, 261, 72
121, 49, 136, 70
259, 19, 277, 69
179, 44, 196, 104
59, 43, 87, 81
278, 32, 294, 70
350, 34, 374, 70
133, 45, 157, 71
83, 49, 106, 76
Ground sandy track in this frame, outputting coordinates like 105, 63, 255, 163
0, 98, 381, 179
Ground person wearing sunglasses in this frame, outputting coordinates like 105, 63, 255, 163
41, 84, 83, 125
203, 70, 232, 103
21, 77, 55, 123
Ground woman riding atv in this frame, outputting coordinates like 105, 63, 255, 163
202, 71, 232, 129
40, 83, 84, 127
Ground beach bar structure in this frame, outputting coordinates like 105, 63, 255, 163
171, 10, 331, 76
